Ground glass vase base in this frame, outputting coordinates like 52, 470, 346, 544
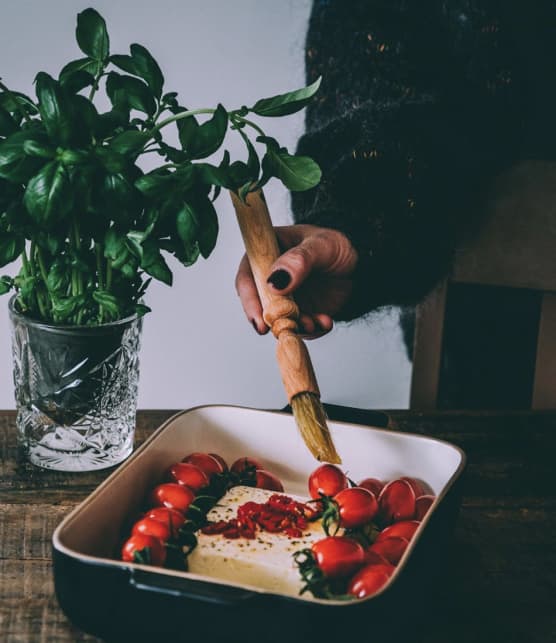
18, 410, 135, 472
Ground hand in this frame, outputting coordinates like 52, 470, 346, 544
235, 224, 358, 339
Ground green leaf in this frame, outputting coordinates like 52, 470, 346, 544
0, 130, 46, 183
47, 258, 68, 292
0, 234, 24, 267
195, 197, 218, 258
109, 130, 149, 155
23, 139, 55, 159
135, 303, 151, 317
250, 76, 321, 117
95, 147, 128, 173
106, 72, 156, 116
52, 295, 81, 320
59, 57, 98, 84
262, 145, 321, 191
23, 161, 73, 227
175, 203, 198, 246
182, 104, 228, 160
0, 275, 14, 295
0, 106, 18, 137
93, 290, 120, 317
35, 72, 76, 146
0, 90, 38, 119
130, 43, 164, 99
76, 8, 109, 60
60, 70, 95, 94
141, 239, 172, 285
109, 54, 137, 75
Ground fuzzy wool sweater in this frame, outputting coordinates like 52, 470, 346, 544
291, 0, 556, 320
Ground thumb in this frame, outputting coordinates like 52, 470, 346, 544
266, 240, 320, 295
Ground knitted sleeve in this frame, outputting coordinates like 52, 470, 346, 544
291, 0, 526, 320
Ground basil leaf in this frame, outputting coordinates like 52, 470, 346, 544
130, 43, 164, 99
109, 130, 149, 155
0, 131, 46, 183
93, 290, 120, 317
250, 76, 321, 117
23, 139, 55, 159
141, 239, 172, 285
76, 8, 109, 61
176, 203, 198, 246
182, 104, 228, 160
106, 72, 156, 116
109, 54, 137, 75
0, 275, 14, 295
59, 57, 98, 84
0, 106, 18, 137
0, 234, 24, 267
60, 70, 95, 94
135, 303, 151, 317
23, 161, 73, 227
0, 90, 38, 118
263, 148, 321, 191
47, 258, 69, 292
35, 72, 77, 146
194, 196, 218, 258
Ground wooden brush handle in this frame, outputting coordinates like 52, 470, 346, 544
230, 189, 320, 399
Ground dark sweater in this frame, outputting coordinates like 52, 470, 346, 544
291, 0, 556, 320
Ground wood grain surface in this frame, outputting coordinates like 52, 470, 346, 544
0, 409, 555, 643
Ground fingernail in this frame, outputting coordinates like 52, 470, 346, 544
267, 269, 291, 290
251, 319, 261, 334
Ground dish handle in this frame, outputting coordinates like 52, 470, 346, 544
128, 568, 257, 605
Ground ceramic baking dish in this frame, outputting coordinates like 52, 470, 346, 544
52, 405, 466, 643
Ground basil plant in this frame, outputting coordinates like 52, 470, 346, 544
0, 8, 321, 325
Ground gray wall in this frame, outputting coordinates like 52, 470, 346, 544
0, 0, 411, 410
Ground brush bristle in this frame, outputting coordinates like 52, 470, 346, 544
290, 393, 341, 464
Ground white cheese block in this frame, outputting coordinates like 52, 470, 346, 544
187, 485, 325, 597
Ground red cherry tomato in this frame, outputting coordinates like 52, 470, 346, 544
167, 462, 209, 492
145, 507, 185, 538
182, 452, 225, 478
311, 536, 365, 578
121, 534, 166, 566
378, 479, 416, 524
368, 537, 409, 565
231, 456, 263, 474
333, 487, 379, 529
415, 495, 435, 520
347, 563, 394, 599
358, 477, 384, 497
149, 483, 195, 514
255, 469, 284, 492
209, 453, 229, 472
308, 464, 349, 499
400, 476, 427, 498
364, 549, 390, 566
132, 517, 172, 543
374, 520, 420, 543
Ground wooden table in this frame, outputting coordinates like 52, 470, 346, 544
1, 409, 555, 642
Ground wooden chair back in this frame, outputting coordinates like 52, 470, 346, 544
410, 160, 556, 409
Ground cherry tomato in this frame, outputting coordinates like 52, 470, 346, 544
374, 520, 420, 543
182, 452, 225, 478
378, 479, 416, 524
255, 469, 284, 492
145, 507, 185, 538
364, 549, 390, 566
414, 495, 435, 520
149, 483, 195, 514
358, 477, 384, 497
209, 453, 229, 472
400, 476, 427, 498
368, 537, 409, 565
132, 517, 172, 543
308, 464, 349, 499
121, 534, 166, 566
231, 456, 263, 474
167, 462, 209, 492
347, 563, 394, 599
311, 536, 365, 578
333, 487, 379, 529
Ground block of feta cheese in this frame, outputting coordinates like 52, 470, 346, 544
187, 485, 325, 597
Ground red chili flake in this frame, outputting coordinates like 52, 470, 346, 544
201, 493, 314, 540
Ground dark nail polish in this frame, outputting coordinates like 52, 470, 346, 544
267, 269, 291, 290
251, 319, 261, 334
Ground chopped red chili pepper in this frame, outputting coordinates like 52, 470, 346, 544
201, 493, 314, 540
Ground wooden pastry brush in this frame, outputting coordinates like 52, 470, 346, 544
230, 189, 341, 464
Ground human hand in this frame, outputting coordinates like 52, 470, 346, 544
235, 224, 358, 339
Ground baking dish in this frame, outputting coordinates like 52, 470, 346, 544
52, 405, 466, 643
